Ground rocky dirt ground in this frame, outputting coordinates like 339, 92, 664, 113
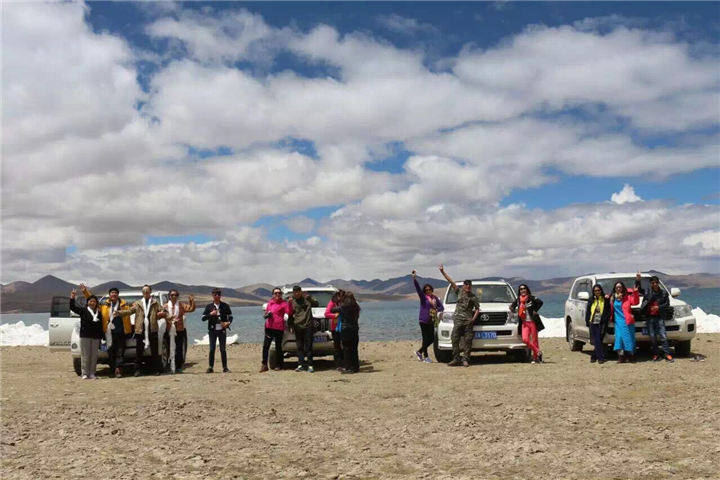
1, 335, 719, 479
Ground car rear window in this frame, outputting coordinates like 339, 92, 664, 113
596, 278, 666, 295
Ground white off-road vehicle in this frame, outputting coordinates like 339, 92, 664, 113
263, 285, 338, 370
48, 291, 178, 375
434, 280, 528, 363
564, 273, 696, 357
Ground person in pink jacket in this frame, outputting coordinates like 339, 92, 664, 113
260, 288, 291, 372
325, 290, 346, 371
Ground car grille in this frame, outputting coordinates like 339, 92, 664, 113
474, 312, 508, 326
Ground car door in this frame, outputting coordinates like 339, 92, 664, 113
574, 281, 591, 341
48, 296, 80, 352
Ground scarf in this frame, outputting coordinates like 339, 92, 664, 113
141, 297, 152, 349
518, 294, 528, 321
167, 300, 179, 373
87, 307, 100, 322
590, 296, 604, 321
105, 301, 120, 348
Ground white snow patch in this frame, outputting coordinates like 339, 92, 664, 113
539, 317, 565, 338
0, 321, 49, 346
693, 307, 720, 333
193, 333, 240, 346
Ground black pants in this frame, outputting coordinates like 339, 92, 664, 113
262, 328, 284, 368
295, 327, 314, 368
590, 323, 605, 361
175, 330, 187, 368
108, 333, 126, 372
418, 322, 434, 357
208, 329, 227, 369
342, 327, 360, 372
332, 330, 344, 368
135, 331, 161, 373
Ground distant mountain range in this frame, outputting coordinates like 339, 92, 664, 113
1, 271, 718, 314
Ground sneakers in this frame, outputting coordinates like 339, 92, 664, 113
273, 367, 282, 371
537, 352, 544, 364
336, 367, 344, 372
114, 368, 122, 379
652, 355, 661, 362
447, 359, 462, 367
206, 368, 214, 374
598, 359, 606, 364
423, 357, 433, 363
134, 371, 141, 377
590, 357, 597, 363
176, 368, 183, 374
665, 354, 674, 363
259, 364, 269, 373
531, 359, 537, 364
81, 374, 89, 380
341, 368, 355, 374
308, 366, 315, 373
223, 368, 230, 373
414, 351, 423, 362
462, 360, 469, 368
89, 374, 98, 380
295, 366, 305, 372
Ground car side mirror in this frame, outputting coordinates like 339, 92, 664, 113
670, 288, 681, 298
578, 292, 590, 301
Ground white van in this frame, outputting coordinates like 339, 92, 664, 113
434, 280, 528, 363
564, 273, 696, 357
265, 285, 338, 369
48, 291, 175, 375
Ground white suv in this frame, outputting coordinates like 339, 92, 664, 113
49, 291, 175, 375
564, 273, 696, 357
266, 285, 338, 370
434, 280, 528, 363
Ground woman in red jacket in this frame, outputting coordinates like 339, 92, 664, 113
260, 288, 291, 372
325, 290, 346, 371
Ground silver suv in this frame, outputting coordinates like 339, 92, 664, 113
565, 273, 696, 357
434, 280, 528, 363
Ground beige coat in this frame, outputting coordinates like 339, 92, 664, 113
115, 297, 167, 334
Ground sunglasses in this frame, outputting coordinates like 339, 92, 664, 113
273, 292, 282, 296
423, 289, 432, 293
212, 293, 221, 296
170, 294, 178, 297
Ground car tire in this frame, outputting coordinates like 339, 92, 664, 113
566, 320, 584, 351
433, 334, 452, 363
675, 340, 691, 358
73, 357, 82, 376
268, 349, 278, 370
512, 349, 530, 363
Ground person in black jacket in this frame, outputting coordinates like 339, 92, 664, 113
510, 284, 545, 364
585, 284, 611, 364
70, 289, 104, 379
201, 288, 233, 373
638, 276, 673, 362
331, 292, 361, 374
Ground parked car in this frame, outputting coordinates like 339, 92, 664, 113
263, 285, 338, 370
434, 280, 528, 363
564, 273, 696, 357
48, 291, 175, 375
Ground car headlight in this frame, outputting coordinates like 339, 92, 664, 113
74, 322, 80, 334
673, 305, 692, 319
441, 312, 454, 324
507, 311, 518, 324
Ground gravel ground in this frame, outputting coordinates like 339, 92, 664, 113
1, 335, 719, 479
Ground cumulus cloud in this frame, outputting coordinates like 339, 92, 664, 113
2, 3, 719, 284
611, 184, 644, 204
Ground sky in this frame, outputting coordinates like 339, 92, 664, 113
2, 1, 719, 287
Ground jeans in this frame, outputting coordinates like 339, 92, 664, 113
589, 323, 605, 362
342, 327, 360, 372
208, 329, 227, 369
135, 331, 161, 373
262, 328, 284, 368
295, 327, 314, 368
332, 330, 344, 368
521, 321, 540, 359
108, 333, 126, 371
647, 317, 670, 356
80, 338, 100, 376
418, 322, 434, 358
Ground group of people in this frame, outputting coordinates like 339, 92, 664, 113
584, 273, 674, 364
261, 286, 362, 374
69, 285, 233, 379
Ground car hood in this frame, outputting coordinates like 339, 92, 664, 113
443, 303, 511, 314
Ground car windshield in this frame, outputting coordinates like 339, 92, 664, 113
596, 278, 666, 295
99, 294, 166, 305
283, 291, 335, 308
446, 285, 515, 304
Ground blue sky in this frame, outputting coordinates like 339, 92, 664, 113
3, 1, 719, 285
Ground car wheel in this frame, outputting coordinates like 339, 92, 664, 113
73, 357, 82, 376
433, 333, 452, 363
512, 349, 530, 363
268, 350, 278, 370
675, 340, 691, 358
566, 320, 584, 352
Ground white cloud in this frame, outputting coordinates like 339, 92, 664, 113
375, 14, 439, 35
611, 184, 644, 205
682, 230, 720, 257
284, 216, 316, 235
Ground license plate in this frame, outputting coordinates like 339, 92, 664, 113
475, 332, 497, 340
313, 336, 328, 342
642, 328, 649, 336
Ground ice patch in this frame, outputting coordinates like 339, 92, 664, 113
193, 333, 240, 346
693, 307, 720, 333
0, 321, 49, 346
539, 317, 565, 338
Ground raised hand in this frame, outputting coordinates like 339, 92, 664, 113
411, 270, 416, 280
439, 263, 444, 272
79, 283, 87, 292
636, 271, 642, 281
71, 289, 77, 299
